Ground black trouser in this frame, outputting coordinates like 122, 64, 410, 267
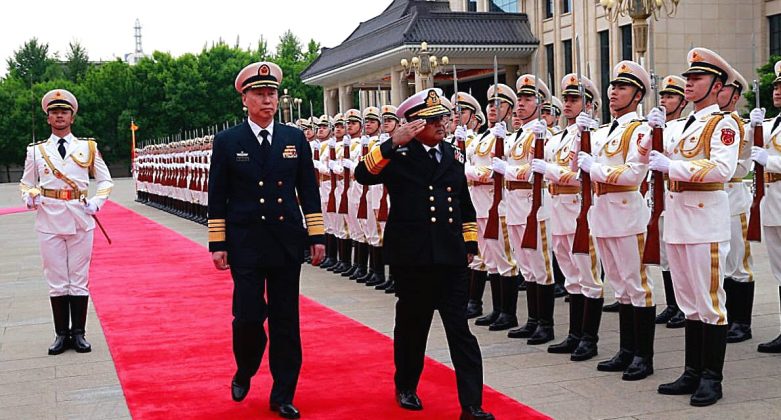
392, 264, 483, 408
230, 264, 302, 404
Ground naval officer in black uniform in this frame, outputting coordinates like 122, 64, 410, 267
208, 61, 324, 419
355, 88, 493, 420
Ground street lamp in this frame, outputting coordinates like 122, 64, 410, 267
601, 0, 680, 58
401, 42, 449, 90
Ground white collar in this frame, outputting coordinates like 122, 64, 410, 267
614, 111, 638, 126
691, 103, 721, 120
421, 142, 441, 153
248, 118, 274, 141
49, 133, 74, 144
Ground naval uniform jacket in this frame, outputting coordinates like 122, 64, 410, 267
354, 139, 478, 266
207, 121, 324, 267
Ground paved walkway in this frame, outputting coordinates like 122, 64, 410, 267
2, 178, 781, 419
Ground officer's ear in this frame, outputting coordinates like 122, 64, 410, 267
241, 93, 247, 108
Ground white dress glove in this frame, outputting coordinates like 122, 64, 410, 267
25, 194, 42, 209
83, 198, 99, 215
341, 159, 356, 170
490, 121, 507, 139
361, 135, 370, 146
379, 133, 390, 142
577, 152, 594, 173
531, 158, 548, 174
491, 157, 506, 176
576, 112, 598, 132
328, 138, 337, 148
646, 106, 666, 129
343, 136, 352, 145
529, 120, 547, 136
454, 125, 467, 142
328, 161, 342, 172
750, 108, 766, 127
649, 151, 671, 173
752, 146, 769, 167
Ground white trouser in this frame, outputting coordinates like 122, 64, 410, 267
335, 212, 350, 239
348, 200, 365, 243
38, 230, 94, 297
764, 225, 781, 286
324, 211, 337, 235
597, 234, 653, 307
365, 210, 383, 247
507, 221, 553, 285
725, 213, 753, 282
666, 241, 729, 326
552, 234, 602, 299
476, 217, 517, 276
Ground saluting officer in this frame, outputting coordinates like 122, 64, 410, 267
355, 88, 493, 420
645, 48, 738, 407
19, 89, 113, 355
208, 61, 324, 419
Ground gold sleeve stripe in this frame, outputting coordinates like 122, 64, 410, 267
605, 165, 629, 184
209, 231, 226, 242
307, 225, 325, 236
463, 222, 478, 241
366, 146, 390, 175
96, 188, 112, 197
19, 183, 32, 193
689, 159, 717, 183
208, 219, 226, 225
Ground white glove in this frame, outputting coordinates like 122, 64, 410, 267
314, 161, 325, 172
577, 152, 594, 173
649, 150, 671, 173
341, 159, 356, 170
361, 135, 370, 146
576, 112, 598, 132
328, 161, 342, 172
752, 146, 769, 167
531, 158, 548, 174
328, 138, 336, 148
647, 106, 666, 129
343, 136, 352, 145
491, 157, 506, 176
83, 198, 99, 215
379, 133, 390, 142
454, 125, 467, 142
529, 120, 547, 136
750, 108, 766, 127
25, 194, 42, 209
490, 121, 507, 139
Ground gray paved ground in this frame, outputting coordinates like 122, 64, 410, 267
2, 178, 781, 419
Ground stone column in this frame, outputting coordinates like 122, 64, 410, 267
504, 65, 519, 90
338, 84, 353, 113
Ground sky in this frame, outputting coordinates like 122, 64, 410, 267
0, 0, 392, 76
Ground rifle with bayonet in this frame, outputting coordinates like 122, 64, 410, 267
748, 33, 765, 242
453, 65, 466, 153
522, 52, 545, 250
572, 34, 593, 255
357, 90, 371, 220
485, 56, 504, 240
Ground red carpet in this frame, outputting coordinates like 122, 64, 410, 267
89, 201, 549, 419
0, 206, 31, 216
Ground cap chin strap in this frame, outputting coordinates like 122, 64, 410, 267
666, 97, 687, 117
613, 86, 640, 115
693, 75, 719, 105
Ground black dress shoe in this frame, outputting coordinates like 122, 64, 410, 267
658, 368, 700, 395
655, 305, 678, 324
726, 322, 752, 343
488, 313, 518, 331
622, 356, 653, 381
758, 333, 781, 353
466, 301, 483, 319
474, 311, 500, 326
527, 325, 554, 345
597, 349, 634, 372
553, 283, 567, 298
231, 375, 250, 402
689, 377, 722, 407
460, 405, 495, 420
507, 319, 537, 339
270, 402, 301, 419
602, 301, 620, 312
570, 340, 598, 361
547, 335, 579, 354
384, 281, 396, 294
48, 334, 69, 355
667, 310, 685, 328
396, 389, 422, 410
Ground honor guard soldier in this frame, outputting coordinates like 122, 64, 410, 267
339, 109, 368, 279
357, 106, 384, 285
452, 92, 489, 318
750, 60, 781, 353
208, 61, 324, 418
716, 67, 754, 343
355, 88, 493, 420
314, 115, 337, 268
494, 75, 557, 344
645, 48, 738, 406
535, 74, 603, 360
542, 97, 564, 135
326, 114, 352, 273
654, 75, 689, 329
466, 84, 520, 331
19, 89, 113, 355
578, 61, 655, 380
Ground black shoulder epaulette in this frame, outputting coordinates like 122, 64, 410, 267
711, 111, 731, 116
676, 116, 688, 122
599, 123, 610, 128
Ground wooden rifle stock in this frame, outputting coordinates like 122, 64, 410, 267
457, 139, 466, 154
521, 136, 545, 249
326, 145, 337, 213
338, 141, 351, 214
313, 146, 320, 187
747, 123, 765, 242
641, 126, 665, 264
357, 142, 370, 219
484, 135, 504, 240
377, 186, 389, 221
572, 130, 592, 254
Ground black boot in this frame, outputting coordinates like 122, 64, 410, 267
466, 270, 487, 319
350, 243, 369, 280
726, 280, 753, 343
341, 241, 360, 277
368, 246, 387, 287
320, 234, 337, 269
603, 301, 620, 313
656, 271, 679, 324
357, 245, 376, 283
48, 296, 70, 355
384, 266, 396, 294
623, 306, 655, 380
667, 309, 686, 329
598, 303, 634, 371
552, 255, 567, 298
659, 320, 703, 395
571, 297, 603, 361
333, 239, 352, 274
489, 276, 519, 331
509, 282, 538, 339
690, 324, 727, 406
69, 295, 92, 353
528, 284, 555, 345
326, 237, 343, 271
758, 287, 781, 353
548, 293, 584, 353
475, 274, 501, 326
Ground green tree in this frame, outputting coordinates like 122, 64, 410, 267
65, 42, 90, 83
743, 55, 781, 118
6, 38, 61, 84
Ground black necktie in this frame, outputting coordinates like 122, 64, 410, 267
607, 120, 619, 136
772, 116, 781, 133
259, 130, 270, 161
682, 115, 696, 133
428, 148, 439, 164
57, 138, 66, 159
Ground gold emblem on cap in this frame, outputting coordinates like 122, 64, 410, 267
691, 51, 702, 62
523, 77, 532, 85
54, 91, 62, 98
619, 63, 630, 73
425, 90, 440, 107
259, 65, 270, 76
569, 76, 577, 84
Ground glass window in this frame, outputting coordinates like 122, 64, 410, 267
490, 0, 517, 12
563, 39, 573, 75
771, 14, 781, 57
546, 44, 555, 95
621, 24, 633, 61
599, 30, 611, 122
544, 0, 553, 18
561, 0, 571, 14
467, 0, 477, 12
